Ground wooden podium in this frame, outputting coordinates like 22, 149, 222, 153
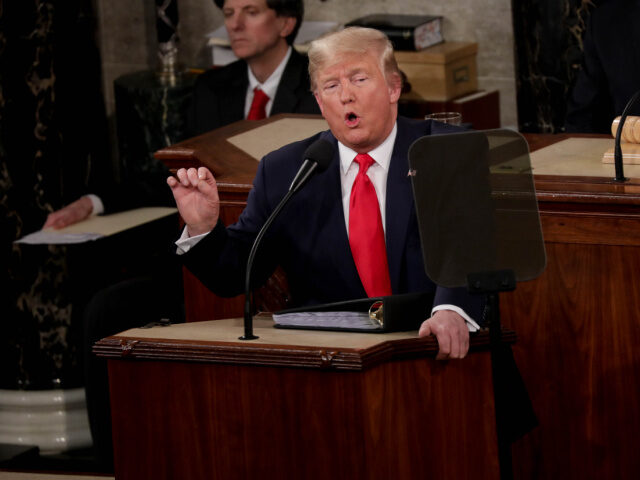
96, 318, 506, 479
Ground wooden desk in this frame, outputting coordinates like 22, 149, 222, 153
97, 318, 505, 480
506, 133, 640, 479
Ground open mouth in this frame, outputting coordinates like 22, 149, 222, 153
345, 112, 360, 127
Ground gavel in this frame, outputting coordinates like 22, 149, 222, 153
611, 115, 640, 143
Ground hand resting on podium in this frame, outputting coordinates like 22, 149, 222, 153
420, 309, 470, 360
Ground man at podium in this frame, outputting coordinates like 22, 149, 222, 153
168, 27, 485, 359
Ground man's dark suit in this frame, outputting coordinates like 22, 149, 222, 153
565, 0, 640, 133
180, 116, 485, 322
188, 49, 320, 136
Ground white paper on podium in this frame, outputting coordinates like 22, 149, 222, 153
15, 207, 177, 245
227, 117, 329, 161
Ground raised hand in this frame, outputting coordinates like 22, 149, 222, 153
167, 167, 220, 237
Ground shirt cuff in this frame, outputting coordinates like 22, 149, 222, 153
431, 304, 481, 332
175, 226, 209, 255
85, 194, 104, 216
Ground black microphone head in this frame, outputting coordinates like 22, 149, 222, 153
303, 139, 334, 172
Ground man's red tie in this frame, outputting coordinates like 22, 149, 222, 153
349, 153, 392, 297
247, 87, 269, 120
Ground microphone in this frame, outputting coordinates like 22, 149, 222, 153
613, 89, 640, 183
288, 139, 335, 193
240, 139, 335, 340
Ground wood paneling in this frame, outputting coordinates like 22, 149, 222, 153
505, 242, 640, 479
503, 134, 640, 479
104, 328, 501, 480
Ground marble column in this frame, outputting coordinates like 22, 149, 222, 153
511, 0, 605, 132
0, 0, 110, 453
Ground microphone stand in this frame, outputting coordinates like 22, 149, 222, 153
613, 89, 640, 183
239, 139, 334, 341
240, 189, 295, 340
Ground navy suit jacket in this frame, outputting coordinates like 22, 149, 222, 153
180, 116, 485, 323
187, 49, 320, 136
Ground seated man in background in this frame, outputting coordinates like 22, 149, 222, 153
43, 0, 318, 470
188, 0, 320, 135
169, 27, 485, 360
565, 0, 640, 133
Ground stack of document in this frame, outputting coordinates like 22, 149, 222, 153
273, 311, 381, 330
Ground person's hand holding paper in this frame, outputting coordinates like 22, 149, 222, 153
43, 196, 94, 229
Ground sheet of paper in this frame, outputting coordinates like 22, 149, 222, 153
227, 117, 329, 161
15, 207, 177, 245
529, 137, 640, 177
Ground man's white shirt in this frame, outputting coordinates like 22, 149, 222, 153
244, 47, 292, 118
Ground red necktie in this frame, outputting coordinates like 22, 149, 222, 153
349, 153, 392, 297
247, 87, 269, 120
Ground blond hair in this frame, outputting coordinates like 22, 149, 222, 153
308, 27, 402, 91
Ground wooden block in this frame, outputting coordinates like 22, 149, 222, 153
611, 115, 640, 143
395, 42, 478, 101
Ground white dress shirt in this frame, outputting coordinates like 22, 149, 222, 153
86, 194, 104, 216
244, 47, 292, 118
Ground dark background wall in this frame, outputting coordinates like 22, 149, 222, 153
512, 0, 605, 132
0, 0, 111, 389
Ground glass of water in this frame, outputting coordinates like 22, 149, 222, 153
425, 112, 462, 126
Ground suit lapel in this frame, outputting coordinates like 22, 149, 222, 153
385, 118, 428, 293
219, 64, 247, 125
271, 51, 305, 114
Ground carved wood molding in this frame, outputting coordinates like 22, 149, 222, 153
94, 329, 514, 371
